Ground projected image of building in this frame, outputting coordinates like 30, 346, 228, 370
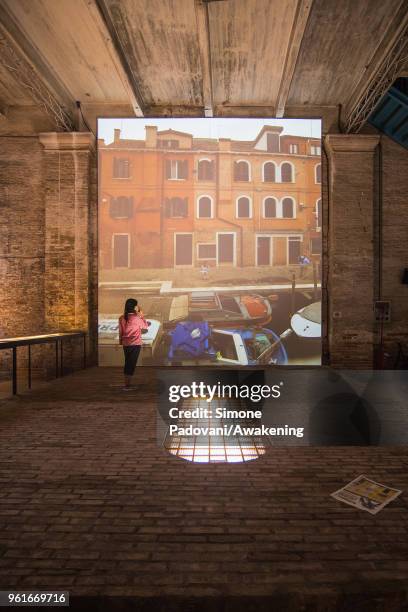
98, 125, 321, 274
98, 120, 322, 367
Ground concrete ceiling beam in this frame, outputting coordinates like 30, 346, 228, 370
194, 0, 214, 118
275, 0, 314, 119
93, 0, 145, 117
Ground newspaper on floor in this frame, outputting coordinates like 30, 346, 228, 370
331, 475, 402, 515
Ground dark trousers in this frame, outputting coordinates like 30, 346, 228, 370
123, 345, 141, 376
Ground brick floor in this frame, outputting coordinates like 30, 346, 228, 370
0, 367, 408, 611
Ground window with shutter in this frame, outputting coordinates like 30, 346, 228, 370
167, 197, 188, 217
263, 162, 276, 182
263, 197, 277, 218
197, 196, 213, 218
236, 196, 251, 218
109, 196, 133, 219
166, 159, 188, 180
198, 160, 214, 180
282, 197, 295, 218
288, 236, 301, 264
234, 161, 250, 182
281, 163, 293, 182
113, 158, 130, 178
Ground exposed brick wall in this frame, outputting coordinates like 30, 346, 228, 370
322, 133, 408, 367
0, 137, 45, 338
0, 137, 49, 381
88, 152, 98, 365
325, 135, 379, 368
40, 135, 94, 333
379, 135, 408, 354
0, 133, 97, 387
39, 133, 97, 369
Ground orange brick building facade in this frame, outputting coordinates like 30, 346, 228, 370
98, 125, 322, 271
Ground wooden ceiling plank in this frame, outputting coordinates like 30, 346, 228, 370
99, 0, 203, 108
92, 0, 144, 117
194, 0, 214, 117
275, 0, 313, 118
287, 0, 403, 107
208, 0, 301, 108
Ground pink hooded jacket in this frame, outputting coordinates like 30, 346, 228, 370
118, 313, 149, 346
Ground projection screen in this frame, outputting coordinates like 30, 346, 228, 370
98, 118, 322, 366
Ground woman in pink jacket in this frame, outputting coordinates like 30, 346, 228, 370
119, 298, 149, 389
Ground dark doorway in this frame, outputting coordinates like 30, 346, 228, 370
257, 236, 270, 265
288, 236, 301, 264
113, 234, 129, 267
175, 233, 193, 266
217, 233, 235, 265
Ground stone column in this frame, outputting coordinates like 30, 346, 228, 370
39, 132, 96, 362
325, 134, 379, 368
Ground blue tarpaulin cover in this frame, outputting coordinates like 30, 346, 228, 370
168, 321, 211, 359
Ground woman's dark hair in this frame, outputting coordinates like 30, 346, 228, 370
124, 298, 138, 321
